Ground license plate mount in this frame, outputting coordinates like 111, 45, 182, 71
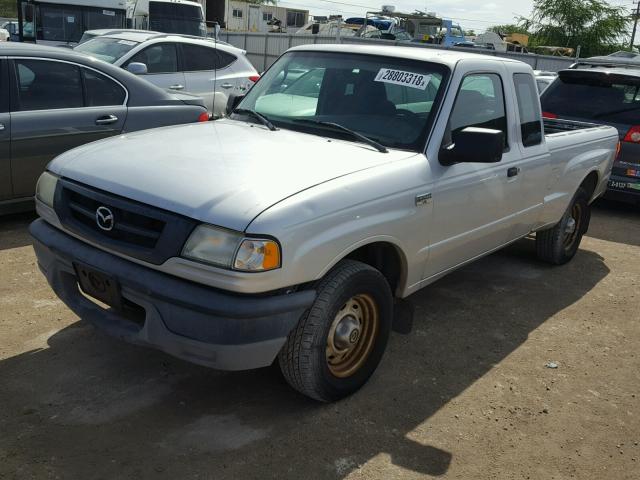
74, 263, 122, 310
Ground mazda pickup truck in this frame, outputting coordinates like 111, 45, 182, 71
31, 45, 619, 402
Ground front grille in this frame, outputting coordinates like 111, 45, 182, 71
55, 179, 197, 265
67, 189, 165, 249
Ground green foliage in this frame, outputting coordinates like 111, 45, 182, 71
0, 0, 17, 18
488, 24, 530, 36
464, 29, 476, 37
521, 0, 631, 56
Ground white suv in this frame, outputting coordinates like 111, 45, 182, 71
75, 30, 259, 116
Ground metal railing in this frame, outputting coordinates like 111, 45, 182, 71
219, 31, 576, 73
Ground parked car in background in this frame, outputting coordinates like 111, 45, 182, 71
541, 64, 640, 204
30, 45, 617, 401
75, 31, 259, 116
533, 70, 557, 94
0, 43, 209, 214
0, 21, 18, 41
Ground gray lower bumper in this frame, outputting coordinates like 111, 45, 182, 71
30, 218, 316, 371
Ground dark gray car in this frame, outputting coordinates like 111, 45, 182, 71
0, 43, 208, 214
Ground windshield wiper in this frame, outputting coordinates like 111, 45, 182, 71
293, 119, 388, 153
232, 108, 277, 131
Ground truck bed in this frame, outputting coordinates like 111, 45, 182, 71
543, 118, 604, 135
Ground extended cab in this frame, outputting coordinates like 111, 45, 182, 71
30, 45, 619, 401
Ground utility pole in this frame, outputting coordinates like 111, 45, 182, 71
630, 1, 640, 51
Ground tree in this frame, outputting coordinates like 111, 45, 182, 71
0, 0, 17, 18
488, 24, 530, 36
464, 29, 476, 37
521, 0, 630, 56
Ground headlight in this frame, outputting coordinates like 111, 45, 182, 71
35, 171, 58, 208
182, 224, 281, 272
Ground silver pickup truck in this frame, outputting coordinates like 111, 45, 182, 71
30, 45, 618, 402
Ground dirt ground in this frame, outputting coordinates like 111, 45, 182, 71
0, 200, 638, 480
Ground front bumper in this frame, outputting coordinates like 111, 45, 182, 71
30, 219, 316, 371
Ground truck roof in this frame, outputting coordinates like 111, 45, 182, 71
288, 43, 527, 69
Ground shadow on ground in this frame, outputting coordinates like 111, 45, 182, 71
0, 239, 609, 479
0, 212, 37, 251
590, 199, 640, 246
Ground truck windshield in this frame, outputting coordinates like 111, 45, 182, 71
541, 70, 640, 124
237, 51, 449, 151
148, 1, 206, 36
75, 37, 139, 63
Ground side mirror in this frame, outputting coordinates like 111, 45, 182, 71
226, 94, 245, 115
311, 23, 320, 34
126, 62, 148, 75
439, 127, 504, 165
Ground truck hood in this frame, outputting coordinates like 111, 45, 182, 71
49, 119, 412, 231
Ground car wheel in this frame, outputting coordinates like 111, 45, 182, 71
278, 260, 393, 402
536, 186, 590, 265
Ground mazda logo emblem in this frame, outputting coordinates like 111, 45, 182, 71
95, 206, 115, 231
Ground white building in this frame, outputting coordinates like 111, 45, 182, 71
202, 0, 308, 32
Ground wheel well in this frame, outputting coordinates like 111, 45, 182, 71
580, 171, 599, 199
344, 242, 404, 295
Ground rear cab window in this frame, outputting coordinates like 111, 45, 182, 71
238, 51, 450, 152
513, 73, 542, 147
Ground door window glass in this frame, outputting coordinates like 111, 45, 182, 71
513, 73, 542, 147
15, 60, 83, 111
215, 50, 237, 69
182, 44, 216, 71
83, 69, 126, 106
449, 73, 508, 149
128, 43, 178, 73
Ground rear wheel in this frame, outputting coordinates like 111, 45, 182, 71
278, 260, 393, 402
536, 186, 590, 265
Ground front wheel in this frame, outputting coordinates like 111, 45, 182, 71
278, 260, 393, 402
536, 186, 591, 265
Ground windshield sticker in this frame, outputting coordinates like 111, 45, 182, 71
117, 40, 136, 46
374, 68, 431, 90
103, 10, 115, 16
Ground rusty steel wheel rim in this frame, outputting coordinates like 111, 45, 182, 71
326, 294, 379, 378
563, 202, 582, 249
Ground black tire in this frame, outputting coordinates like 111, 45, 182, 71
278, 260, 393, 402
536, 186, 591, 265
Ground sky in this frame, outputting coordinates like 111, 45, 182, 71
276, 0, 636, 33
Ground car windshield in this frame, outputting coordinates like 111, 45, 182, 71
541, 70, 640, 123
75, 37, 139, 64
237, 51, 449, 151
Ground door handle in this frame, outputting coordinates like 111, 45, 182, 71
169, 84, 184, 90
507, 167, 520, 178
95, 115, 118, 125
0, 123, 4, 131
220, 83, 234, 89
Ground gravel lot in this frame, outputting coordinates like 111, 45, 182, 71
1, 201, 638, 480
